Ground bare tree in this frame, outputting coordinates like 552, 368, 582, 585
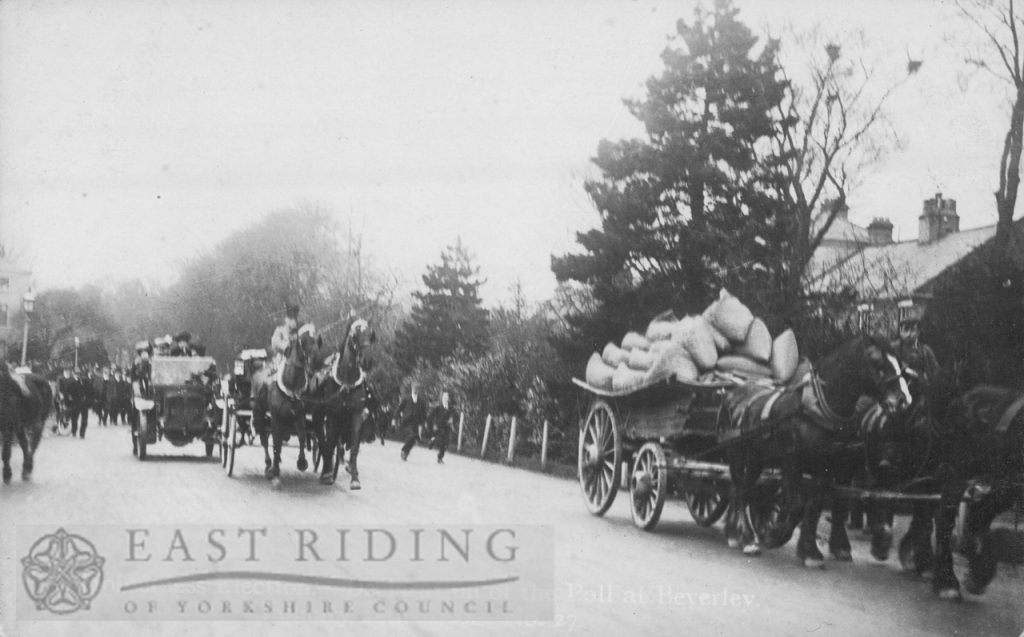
771, 29, 921, 301
958, 0, 1024, 259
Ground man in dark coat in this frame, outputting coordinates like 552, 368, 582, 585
95, 368, 113, 426
393, 382, 428, 461
427, 390, 457, 464
76, 368, 93, 438
57, 366, 84, 437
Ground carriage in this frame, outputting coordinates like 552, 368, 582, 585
574, 373, 783, 535
218, 348, 267, 475
131, 355, 220, 460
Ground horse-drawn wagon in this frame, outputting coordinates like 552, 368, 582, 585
131, 355, 220, 460
574, 372, 782, 536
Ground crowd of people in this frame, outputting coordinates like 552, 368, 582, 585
54, 364, 133, 438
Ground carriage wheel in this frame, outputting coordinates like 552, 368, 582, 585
224, 413, 239, 477
747, 481, 785, 545
630, 443, 668, 530
685, 482, 730, 527
220, 402, 230, 468
578, 399, 622, 516
57, 411, 71, 436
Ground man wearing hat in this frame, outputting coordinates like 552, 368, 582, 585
170, 332, 193, 357
57, 365, 84, 437
271, 303, 301, 370
892, 305, 940, 384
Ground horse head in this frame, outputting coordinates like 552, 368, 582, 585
853, 335, 915, 416
338, 317, 376, 372
281, 325, 322, 392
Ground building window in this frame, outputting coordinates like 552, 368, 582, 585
0, 278, 8, 292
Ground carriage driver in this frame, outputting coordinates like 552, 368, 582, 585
270, 303, 301, 369
891, 305, 940, 384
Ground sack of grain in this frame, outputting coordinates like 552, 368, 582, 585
647, 341, 699, 383
770, 329, 799, 383
612, 362, 648, 392
703, 288, 754, 343
645, 311, 678, 341
735, 317, 772, 363
601, 342, 629, 367
627, 348, 656, 371
585, 352, 615, 389
708, 323, 731, 352
672, 315, 718, 371
621, 331, 652, 351
716, 354, 773, 379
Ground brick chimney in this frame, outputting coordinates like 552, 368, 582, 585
918, 192, 960, 244
867, 217, 893, 245
822, 197, 849, 221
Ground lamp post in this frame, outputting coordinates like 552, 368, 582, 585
20, 288, 35, 367
74, 336, 80, 370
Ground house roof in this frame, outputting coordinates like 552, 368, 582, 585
804, 223, 999, 300
812, 212, 871, 247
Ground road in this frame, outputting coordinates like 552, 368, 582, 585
1, 422, 1021, 637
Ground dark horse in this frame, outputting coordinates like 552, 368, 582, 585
895, 380, 1024, 600
308, 317, 375, 487
1, 368, 53, 483
251, 329, 321, 487
722, 335, 913, 566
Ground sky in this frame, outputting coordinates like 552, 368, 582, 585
0, 0, 1012, 307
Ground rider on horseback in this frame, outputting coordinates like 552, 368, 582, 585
271, 303, 301, 370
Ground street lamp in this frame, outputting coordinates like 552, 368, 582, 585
20, 288, 35, 367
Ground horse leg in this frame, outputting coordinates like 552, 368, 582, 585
962, 487, 1015, 596
319, 412, 337, 486
2, 424, 12, 484
17, 425, 33, 481
796, 472, 827, 568
764, 461, 801, 550
866, 497, 894, 561
296, 411, 308, 473
347, 411, 363, 490
931, 497, 962, 601
899, 502, 935, 577
829, 461, 855, 561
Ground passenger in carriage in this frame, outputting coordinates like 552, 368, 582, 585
170, 331, 194, 357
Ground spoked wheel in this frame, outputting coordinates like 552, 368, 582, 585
685, 481, 730, 527
747, 481, 786, 546
578, 399, 622, 516
56, 411, 72, 436
220, 402, 230, 468
630, 442, 668, 530
224, 413, 239, 477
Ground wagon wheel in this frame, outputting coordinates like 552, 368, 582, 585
747, 481, 786, 546
56, 408, 72, 436
578, 399, 622, 516
219, 403, 230, 468
685, 482, 730, 527
630, 442, 668, 530
224, 413, 239, 477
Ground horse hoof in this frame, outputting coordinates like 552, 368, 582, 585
832, 550, 852, 562
271, 477, 282, 490
350, 479, 361, 491
742, 544, 761, 557
937, 587, 963, 601
803, 557, 825, 569
319, 475, 335, 486
963, 577, 987, 596
297, 458, 308, 472
2, 472, 11, 485
727, 537, 740, 549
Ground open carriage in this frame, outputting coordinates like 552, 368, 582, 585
132, 355, 220, 460
574, 373, 783, 535
219, 348, 268, 476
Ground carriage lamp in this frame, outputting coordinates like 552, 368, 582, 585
20, 288, 36, 366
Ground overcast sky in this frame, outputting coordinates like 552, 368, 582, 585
0, 0, 1008, 306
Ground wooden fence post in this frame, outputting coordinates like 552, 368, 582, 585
506, 416, 518, 464
480, 414, 492, 458
540, 419, 549, 470
456, 412, 465, 452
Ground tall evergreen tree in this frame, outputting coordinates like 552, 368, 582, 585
551, 0, 792, 362
394, 238, 489, 372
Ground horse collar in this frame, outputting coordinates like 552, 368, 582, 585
276, 366, 306, 401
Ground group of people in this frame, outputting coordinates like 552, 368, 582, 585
392, 383, 458, 464
54, 365, 133, 437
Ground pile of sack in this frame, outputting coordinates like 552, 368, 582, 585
584, 289, 800, 392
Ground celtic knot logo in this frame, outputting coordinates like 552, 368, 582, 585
21, 528, 105, 614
